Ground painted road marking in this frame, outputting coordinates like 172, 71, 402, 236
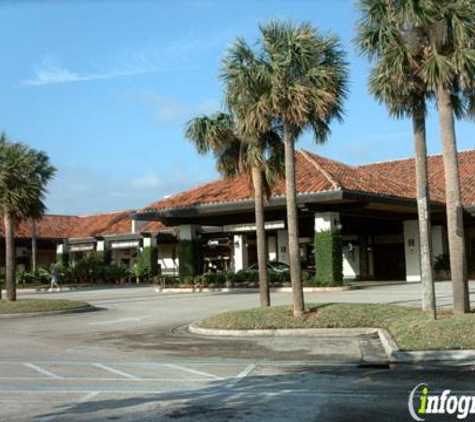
88, 317, 143, 326
164, 364, 223, 380
227, 364, 256, 388
23, 363, 62, 380
93, 363, 141, 380
78, 391, 100, 403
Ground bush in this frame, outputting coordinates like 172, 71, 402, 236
16, 268, 51, 286
315, 229, 343, 286
178, 239, 203, 279
194, 272, 228, 287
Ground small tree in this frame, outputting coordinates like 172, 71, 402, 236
186, 113, 283, 307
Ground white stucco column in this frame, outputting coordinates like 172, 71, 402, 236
268, 236, 277, 262
314, 211, 341, 232
143, 235, 157, 248
277, 230, 289, 265
403, 220, 421, 282
56, 243, 67, 255
96, 239, 105, 252
179, 224, 200, 240
233, 234, 248, 272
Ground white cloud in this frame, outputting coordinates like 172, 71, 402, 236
22, 56, 160, 86
22, 29, 231, 87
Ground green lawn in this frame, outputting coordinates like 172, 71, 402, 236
198, 303, 475, 351
0, 299, 90, 314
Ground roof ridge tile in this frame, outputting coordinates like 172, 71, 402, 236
299, 150, 341, 190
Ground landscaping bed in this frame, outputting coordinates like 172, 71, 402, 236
198, 303, 475, 351
0, 299, 90, 314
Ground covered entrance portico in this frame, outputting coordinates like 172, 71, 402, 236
136, 191, 448, 282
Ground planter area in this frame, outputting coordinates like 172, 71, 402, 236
0, 298, 92, 316
194, 303, 475, 352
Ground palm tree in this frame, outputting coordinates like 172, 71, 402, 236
355, 3, 437, 318
354, 0, 475, 314
185, 113, 283, 307
31, 218, 38, 274
0, 134, 56, 301
222, 21, 348, 317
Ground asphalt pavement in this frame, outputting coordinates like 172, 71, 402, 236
0, 283, 473, 421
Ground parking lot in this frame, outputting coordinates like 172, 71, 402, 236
0, 283, 474, 421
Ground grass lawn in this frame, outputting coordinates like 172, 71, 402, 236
198, 303, 475, 351
0, 299, 90, 314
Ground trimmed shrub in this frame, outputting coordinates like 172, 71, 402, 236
56, 252, 68, 266
178, 239, 203, 280
315, 229, 343, 286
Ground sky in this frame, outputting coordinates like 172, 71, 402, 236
0, 0, 473, 215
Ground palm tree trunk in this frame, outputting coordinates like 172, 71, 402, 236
252, 166, 270, 307
412, 103, 436, 319
31, 218, 37, 274
283, 123, 304, 317
437, 83, 470, 314
4, 213, 16, 301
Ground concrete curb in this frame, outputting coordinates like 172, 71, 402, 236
0, 305, 99, 319
377, 328, 475, 365
156, 286, 353, 294
188, 322, 377, 337
190, 322, 475, 366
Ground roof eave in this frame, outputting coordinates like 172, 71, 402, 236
134, 190, 344, 220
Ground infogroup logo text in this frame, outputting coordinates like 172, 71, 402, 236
409, 383, 475, 420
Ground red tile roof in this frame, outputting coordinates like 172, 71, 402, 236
0, 211, 166, 241
68, 211, 135, 238
142, 150, 446, 213
359, 149, 475, 206
0, 215, 78, 240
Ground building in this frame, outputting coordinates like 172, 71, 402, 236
135, 149, 475, 282
3, 148, 475, 282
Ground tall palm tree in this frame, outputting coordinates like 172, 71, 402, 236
0, 134, 56, 301
222, 21, 348, 317
185, 113, 283, 307
355, 2, 437, 318
355, 0, 475, 314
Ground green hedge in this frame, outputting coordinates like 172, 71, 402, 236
56, 252, 68, 266
178, 239, 203, 279
315, 229, 343, 286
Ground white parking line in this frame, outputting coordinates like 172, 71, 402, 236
227, 364, 256, 388
88, 317, 143, 326
78, 391, 100, 403
93, 363, 141, 380
23, 363, 62, 380
164, 363, 223, 380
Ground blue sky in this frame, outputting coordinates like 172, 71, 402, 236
1, 0, 473, 215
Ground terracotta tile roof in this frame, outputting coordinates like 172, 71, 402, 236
142, 150, 444, 213
69, 211, 166, 238
67, 211, 134, 238
0, 215, 78, 240
141, 221, 168, 233
0, 211, 167, 241
359, 149, 475, 206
